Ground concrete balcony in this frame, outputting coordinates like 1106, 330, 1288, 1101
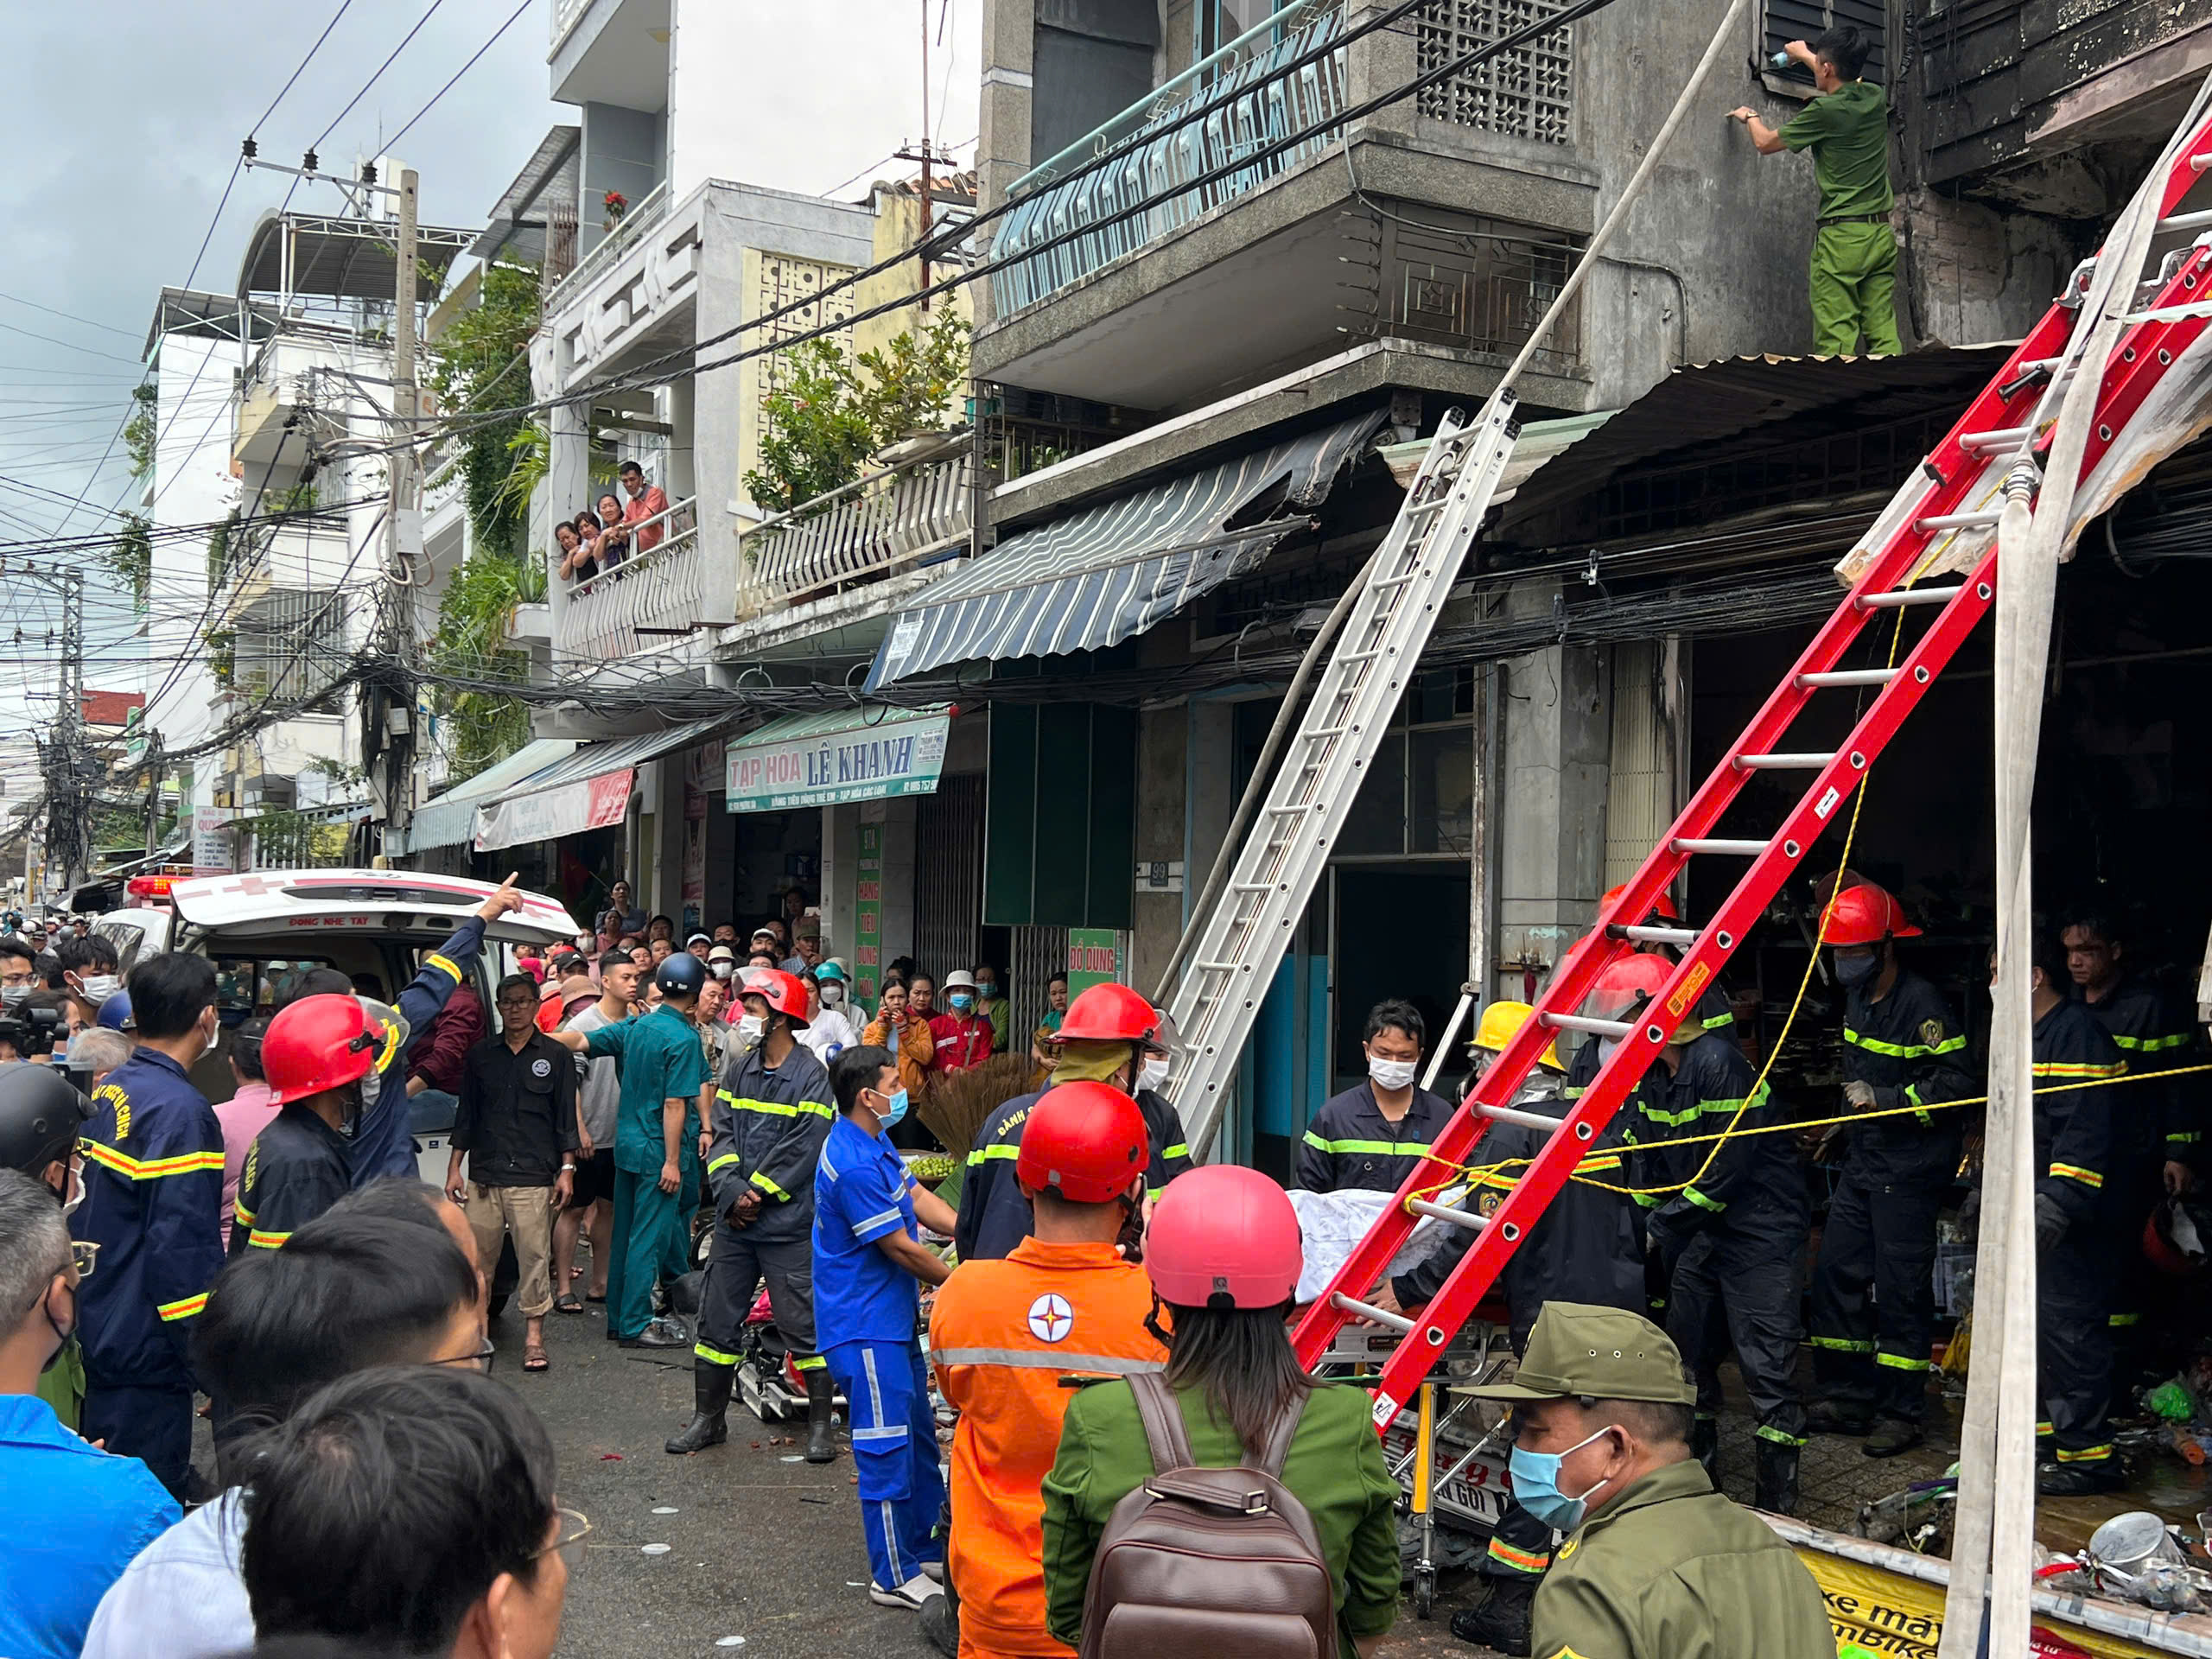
541, 179, 697, 387
735, 433, 972, 620
975, 0, 1599, 415
549, 0, 670, 109
553, 493, 707, 661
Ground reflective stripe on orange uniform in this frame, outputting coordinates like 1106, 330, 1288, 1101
928, 1237, 1166, 1657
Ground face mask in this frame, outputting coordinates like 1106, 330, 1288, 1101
711, 963, 733, 980
1369, 1055, 1419, 1091
40, 1279, 74, 1371
736, 1014, 766, 1045
820, 982, 844, 1007
950, 993, 975, 1013
77, 975, 119, 1004
1139, 1057, 1170, 1093
874, 1087, 909, 1129
976, 982, 997, 1000
1507, 1425, 1616, 1533
1596, 1037, 1622, 1065
1833, 952, 1879, 988
0, 985, 27, 1011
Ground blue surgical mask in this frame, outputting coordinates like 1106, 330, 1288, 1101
950, 993, 975, 1012
1507, 1425, 1615, 1533
875, 1087, 909, 1128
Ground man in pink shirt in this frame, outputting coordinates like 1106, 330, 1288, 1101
212, 1016, 280, 1230
619, 460, 671, 553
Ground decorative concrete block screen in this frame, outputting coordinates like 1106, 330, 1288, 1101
1414, 0, 1575, 146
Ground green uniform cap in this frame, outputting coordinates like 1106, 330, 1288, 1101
1462, 1301, 1697, 1405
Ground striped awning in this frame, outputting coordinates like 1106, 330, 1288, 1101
864, 410, 1387, 690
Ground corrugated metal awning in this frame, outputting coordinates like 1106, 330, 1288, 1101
864, 410, 1387, 690
472, 715, 734, 852
396, 739, 580, 855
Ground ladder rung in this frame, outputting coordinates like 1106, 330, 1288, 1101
1915, 510, 2003, 533
1194, 960, 1241, 973
1408, 1198, 1485, 1232
1959, 426, 2031, 454
2161, 207, 2212, 232
1797, 667, 1899, 687
1336, 649, 1383, 665
1230, 880, 1276, 893
1544, 1012, 1634, 1039
1860, 584, 1965, 608
1614, 923, 1699, 946
2193, 152, 2212, 173
1672, 837, 1769, 855
1736, 751, 1835, 770
1478, 1101, 1568, 1132
1303, 725, 1347, 741
1370, 570, 1421, 587
1330, 1291, 1415, 1334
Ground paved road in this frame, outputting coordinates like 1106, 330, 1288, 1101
510, 1292, 1494, 1658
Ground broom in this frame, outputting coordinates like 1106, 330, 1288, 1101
919, 1052, 1034, 1160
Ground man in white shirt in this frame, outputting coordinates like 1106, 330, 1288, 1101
80, 1198, 483, 1659
551, 951, 638, 1310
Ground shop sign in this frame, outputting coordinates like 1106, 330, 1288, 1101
1792, 1546, 2115, 1659
193, 807, 235, 875
855, 823, 882, 1004
724, 709, 949, 813
1066, 928, 1124, 999
474, 768, 633, 852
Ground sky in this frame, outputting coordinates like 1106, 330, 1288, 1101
0, 0, 981, 791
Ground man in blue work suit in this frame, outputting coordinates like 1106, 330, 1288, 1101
550, 950, 712, 1347
816, 1044, 959, 1614
70, 951, 226, 1499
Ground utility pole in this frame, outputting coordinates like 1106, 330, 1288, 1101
372, 165, 421, 862
143, 730, 165, 861
53, 569, 86, 893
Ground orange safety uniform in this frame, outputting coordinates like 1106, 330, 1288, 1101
928, 1237, 1166, 1657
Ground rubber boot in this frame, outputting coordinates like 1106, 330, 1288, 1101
666, 1361, 734, 1454
1753, 1439, 1800, 1516
1448, 1577, 1535, 1656
804, 1364, 839, 1464
1691, 1414, 1719, 1484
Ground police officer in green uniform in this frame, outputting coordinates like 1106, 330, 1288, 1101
1465, 1302, 1834, 1659
1731, 26, 1900, 357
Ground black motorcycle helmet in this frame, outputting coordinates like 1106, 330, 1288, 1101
0, 1060, 92, 1176
655, 951, 708, 1000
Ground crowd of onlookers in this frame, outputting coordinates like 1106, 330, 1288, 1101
550, 461, 671, 586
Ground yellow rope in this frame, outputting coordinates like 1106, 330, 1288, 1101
1430, 1060, 2212, 1199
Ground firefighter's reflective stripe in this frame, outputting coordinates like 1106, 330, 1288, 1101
79, 1141, 225, 1180
967, 1141, 1022, 1166
695, 1340, 743, 1366
719, 1092, 834, 1121
1845, 1027, 1968, 1058
2031, 1061, 2126, 1080
2048, 1162, 2103, 1190
1487, 1535, 1552, 1575
1300, 1133, 1436, 1158
1873, 1351, 1929, 1371
245, 1230, 289, 1249
156, 1292, 208, 1321
424, 953, 462, 983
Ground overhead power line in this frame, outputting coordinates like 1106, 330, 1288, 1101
0, 291, 140, 342
308, 0, 448, 153
384, 0, 531, 153
252, 0, 355, 137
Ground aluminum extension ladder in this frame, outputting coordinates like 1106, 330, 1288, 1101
1292, 110, 2212, 1430
1169, 397, 1522, 1159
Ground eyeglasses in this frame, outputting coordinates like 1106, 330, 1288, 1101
69, 1240, 98, 1280
537, 1506, 593, 1572
430, 1343, 498, 1374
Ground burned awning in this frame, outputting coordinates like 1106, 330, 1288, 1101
863, 410, 1387, 690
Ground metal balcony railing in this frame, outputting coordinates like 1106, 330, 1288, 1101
550, 0, 592, 47
990, 0, 1348, 316
736, 435, 972, 615
555, 493, 702, 660
543, 179, 671, 316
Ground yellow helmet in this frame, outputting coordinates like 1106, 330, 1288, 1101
1470, 999, 1563, 1071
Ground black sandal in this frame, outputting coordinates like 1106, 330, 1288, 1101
555, 1293, 585, 1314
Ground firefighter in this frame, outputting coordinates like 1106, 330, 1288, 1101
669, 968, 837, 1462
69, 951, 226, 1500
1641, 992, 1809, 1515
927, 1080, 1164, 1659
1803, 882, 1974, 1458
1559, 955, 1680, 1324
1373, 1001, 1642, 1657
2003, 935, 2130, 1496
957, 983, 1192, 1262
1298, 998, 1455, 1194
231, 995, 405, 1255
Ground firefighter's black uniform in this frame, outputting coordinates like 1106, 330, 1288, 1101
1295, 1079, 1456, 1196
1646, 1031, 1810, 1512
2031, 997, 2127, 1484
956, 1084, 1193, 1262
229, 1106, 352, 1256
696, 1039, 836, 1376
1392, 1076, 1644, 1625
1805, 968, 1974, 1428
2079, 976, 2202, 1344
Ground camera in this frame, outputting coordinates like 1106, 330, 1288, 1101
0, 1003, 63, 1059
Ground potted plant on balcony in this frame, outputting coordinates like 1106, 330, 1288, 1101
602, 189, 627, 230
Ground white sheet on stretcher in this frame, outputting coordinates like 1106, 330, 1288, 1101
1286, 1185, 1468, 1307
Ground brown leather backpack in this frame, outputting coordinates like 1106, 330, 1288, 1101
1077, 1371, 1338, 1659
